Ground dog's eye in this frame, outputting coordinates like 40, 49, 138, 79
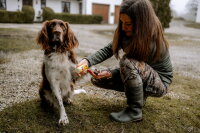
49, 22, 56, 28
49, 24, 54, 28
60, 23, 65, 27
60, 23, 66, 31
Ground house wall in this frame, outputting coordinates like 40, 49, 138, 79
6, 0, 21, 11
70, 1, 79, 14
196, 1, 200, 23
46, 0, 62, 12
33, 0, 42, 21
83, 0, 123, 24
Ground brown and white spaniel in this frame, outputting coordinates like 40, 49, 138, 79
36, 19, 85, 126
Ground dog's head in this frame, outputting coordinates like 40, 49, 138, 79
36, 19, 78, 53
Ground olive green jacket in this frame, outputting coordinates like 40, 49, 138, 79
85, 42, 173, 87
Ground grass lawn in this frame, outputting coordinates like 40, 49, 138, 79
0, 74, 199, 133
0, 28, 39, 64
185, 22, 200, 29
0, 28, 39, 53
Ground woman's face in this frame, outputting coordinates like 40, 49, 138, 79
120, 13, 133, 37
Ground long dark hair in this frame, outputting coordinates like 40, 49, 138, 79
112, 0, 169, 62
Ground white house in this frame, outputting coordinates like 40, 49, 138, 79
0, 0, 123, 24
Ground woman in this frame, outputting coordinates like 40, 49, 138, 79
77, 0, 173, 123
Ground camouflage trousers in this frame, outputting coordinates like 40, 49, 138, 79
91, 56, 168, 97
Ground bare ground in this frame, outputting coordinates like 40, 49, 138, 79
0, 19, 200, 111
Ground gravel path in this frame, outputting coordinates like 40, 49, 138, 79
0, 19, 200, 111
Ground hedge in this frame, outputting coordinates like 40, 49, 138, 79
0, 10, 24, 23
51, 13, 103, 24
42, 7, 54, 21
0, 6, 35, 23
22, 6, 35, 23
42, 7, 102, 24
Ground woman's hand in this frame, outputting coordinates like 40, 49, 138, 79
87, 69, 112, 79
76, 59, 89, 76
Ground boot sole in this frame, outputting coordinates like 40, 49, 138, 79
109, 115, 143, 123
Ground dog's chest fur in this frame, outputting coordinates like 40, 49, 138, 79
44, 52, 72, 94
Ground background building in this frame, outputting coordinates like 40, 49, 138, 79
0, 0, 123, 24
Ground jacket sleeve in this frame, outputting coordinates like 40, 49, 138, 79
85, 42, 113, 66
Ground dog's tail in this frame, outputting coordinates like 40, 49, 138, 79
74, 89, 86, 95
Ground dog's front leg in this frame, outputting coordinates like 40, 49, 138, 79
50, 83, 69, 126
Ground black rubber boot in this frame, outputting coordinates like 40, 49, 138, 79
109, 57, 144, 123
109, 84, 143, 122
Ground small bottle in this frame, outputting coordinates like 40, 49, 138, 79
75, 65, 88, 73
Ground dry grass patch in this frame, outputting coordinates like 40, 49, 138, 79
0, 28, 39, 64
185, 22, 200, 29
0, 28, 38, 53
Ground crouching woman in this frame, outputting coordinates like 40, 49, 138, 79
78, 0, 173, 123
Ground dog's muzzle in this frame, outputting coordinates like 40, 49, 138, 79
52, 31, 62, 42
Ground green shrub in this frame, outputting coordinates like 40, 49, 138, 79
42, 7, 102, 24
53, 13, 103, 24
0, 6, 35, 23
42, 7, 54, 21
21, 6, 35, 23
150, 0, 172, 28
0, 10, 24, 23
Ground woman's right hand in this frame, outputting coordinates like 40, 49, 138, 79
87, 69, 112, 79
76, 59, 89, 76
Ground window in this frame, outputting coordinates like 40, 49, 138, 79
23, 0, 33, 6
41, 0, 46, 8
62, 2, 70, 13
0, 0, 6, 10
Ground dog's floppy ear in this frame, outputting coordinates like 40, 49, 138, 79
36, 21, 50, 50
65, 22, 79, 49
